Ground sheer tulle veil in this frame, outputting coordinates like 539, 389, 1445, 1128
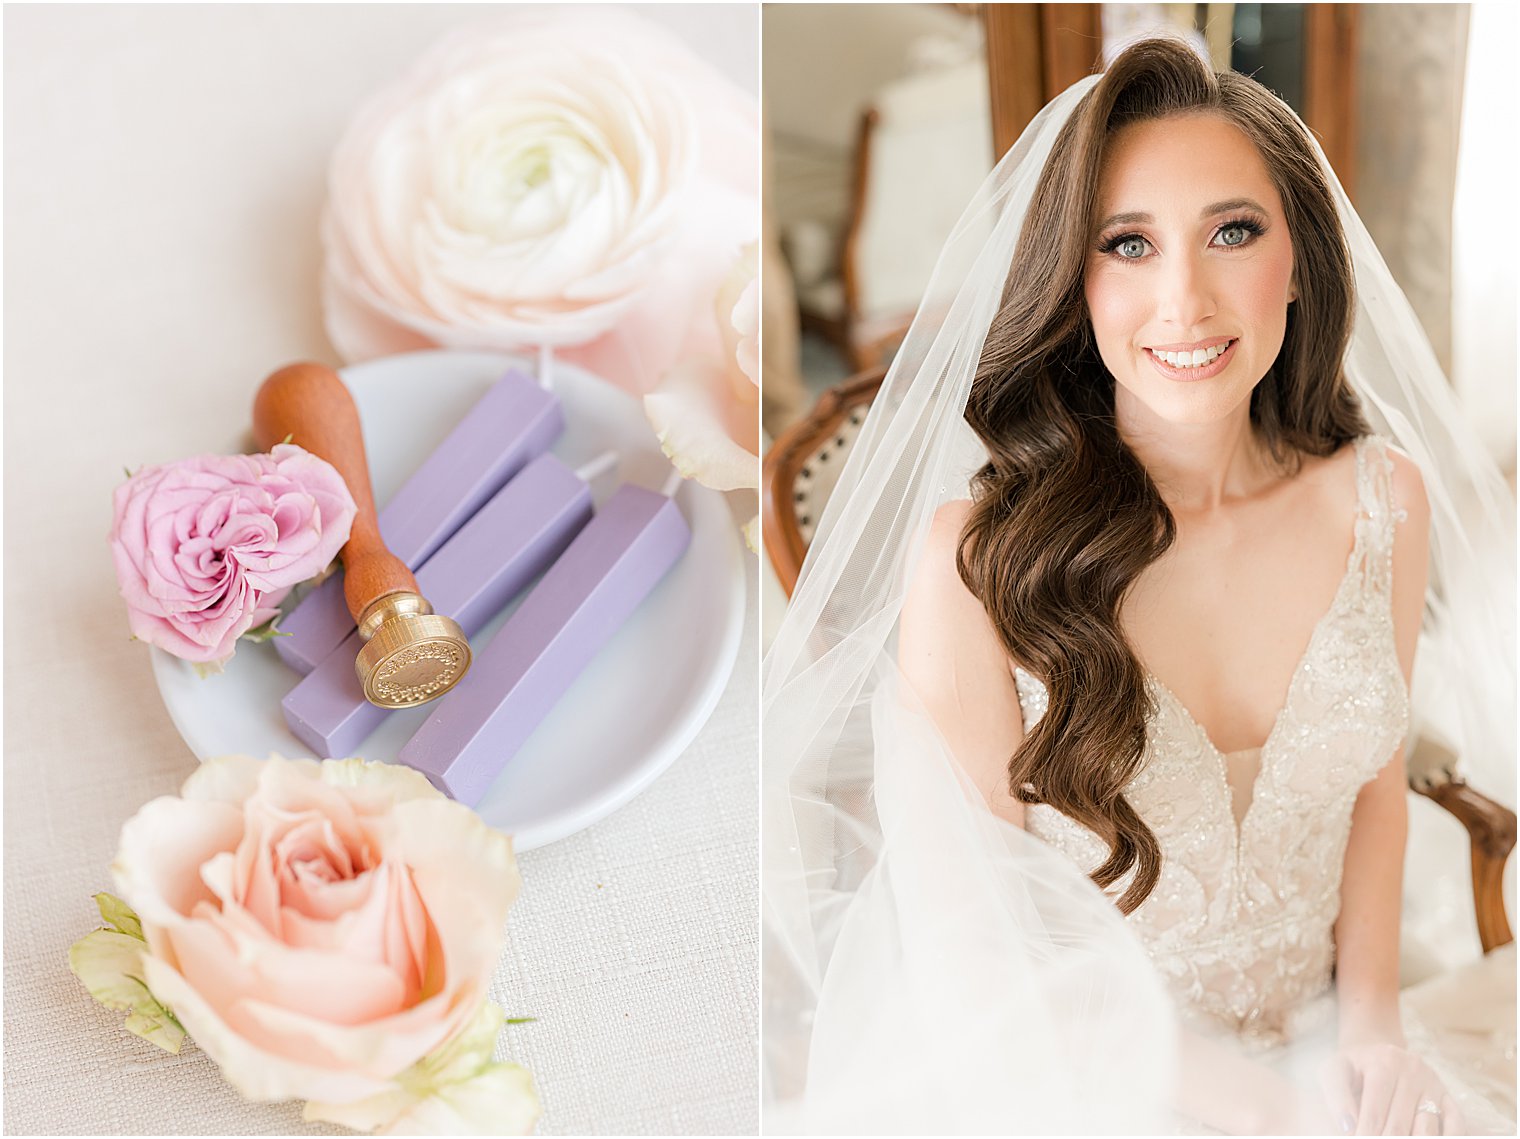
760, 51, 1515, 1135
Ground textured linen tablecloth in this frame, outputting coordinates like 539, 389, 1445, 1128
3, 6, 759, 1134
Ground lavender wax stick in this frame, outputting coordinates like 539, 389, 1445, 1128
282, 454, 593, 758
397, 484, 692, 805
276, 369, 562, 674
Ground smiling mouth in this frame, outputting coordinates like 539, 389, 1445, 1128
1145, 338, 1236, 368
1143, 337, 1239, 381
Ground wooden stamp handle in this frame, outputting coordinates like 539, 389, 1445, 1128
252, 361, 418, 623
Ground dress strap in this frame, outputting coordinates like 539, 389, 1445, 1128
1012, 665, 1048, 731
1351, 435, 1406, 596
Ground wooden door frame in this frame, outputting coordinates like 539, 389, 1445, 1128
984, 3, 1359, 201
985, 4, 1102, 158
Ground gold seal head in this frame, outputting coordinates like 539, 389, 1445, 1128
354, 593, 472, 709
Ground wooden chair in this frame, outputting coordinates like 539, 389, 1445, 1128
799, 59, 994, 374
794, 108, 914, 374
763, 369, 1516, 953
761, 365, 887, 595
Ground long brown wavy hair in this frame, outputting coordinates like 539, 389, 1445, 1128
958, 38, 1370, 912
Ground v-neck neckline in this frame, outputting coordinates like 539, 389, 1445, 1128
1141, 441, 1370, 847
1143, 441, 1369, 764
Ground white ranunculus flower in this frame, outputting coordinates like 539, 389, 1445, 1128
323, 8, 756, 374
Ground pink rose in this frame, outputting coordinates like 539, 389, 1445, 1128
110, 444, 356, 664
104, 756, 535, 1132
645, 243, 761, 547
322, 8, 759, 396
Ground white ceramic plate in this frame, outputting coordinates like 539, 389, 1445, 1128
152, 350, 746, 849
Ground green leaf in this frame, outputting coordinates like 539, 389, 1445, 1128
70, 929, 149, 1009
93, 892, 144, 940
67, 930, 186, 1054
241, 615, 291, 644
504, 1017, 536, 1025
123, 1005, 187, 1054
280, 433, 294, 446
381, 1061, 539, 1135
123, 465, 135, 479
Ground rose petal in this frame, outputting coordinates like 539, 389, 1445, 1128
644, 359, 760, 493
113, 796, 245, 935
232, 986, 475, 1081
141, 954, 400, 1105
178, 753, 268, 805
170, 914, 408, 1031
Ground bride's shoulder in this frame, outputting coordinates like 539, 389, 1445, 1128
906, 500, 976, 611
925, 499, 974, 559
1307, 437, 1431, 600
1294, 436, 1429, 527
903, 499, 1011, 653
1378, 440, 1432, 528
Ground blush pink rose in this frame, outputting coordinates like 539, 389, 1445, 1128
111, 756, 531, 1127
322, 8, 759, 396
110, 445, 356, 664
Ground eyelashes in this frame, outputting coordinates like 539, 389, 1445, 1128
1094, 216, 1269, 259
1211, 217, 1267, 248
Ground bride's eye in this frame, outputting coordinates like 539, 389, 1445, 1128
1098, 233, 1150, 260
1213, 218, 1265, 248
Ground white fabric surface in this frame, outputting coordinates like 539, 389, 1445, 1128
2, 6, 758, 1135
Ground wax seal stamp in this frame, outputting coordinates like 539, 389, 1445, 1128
253, 362, 472, 708
354, 593, 471, 708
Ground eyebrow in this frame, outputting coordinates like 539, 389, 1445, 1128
1095, 198, 1270, 231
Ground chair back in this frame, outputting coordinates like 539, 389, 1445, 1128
762, 367, 886, 595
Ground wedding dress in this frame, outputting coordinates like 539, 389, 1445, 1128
1018, 435, 1409, 1051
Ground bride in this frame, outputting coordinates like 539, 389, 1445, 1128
763, 37, 1514, 1136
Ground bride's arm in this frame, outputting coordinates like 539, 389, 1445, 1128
1335, 452, 1429, 1047
1330, 454, 1456, 1135
898, 501, 1028, 826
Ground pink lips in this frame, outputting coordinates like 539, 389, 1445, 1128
1144, 338, 1238, 382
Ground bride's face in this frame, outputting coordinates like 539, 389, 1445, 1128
1083, 112, 1297, 428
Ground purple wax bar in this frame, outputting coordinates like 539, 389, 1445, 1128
275, 369, 562, 674
281, 454, 593, 759
397, 484, 692, 805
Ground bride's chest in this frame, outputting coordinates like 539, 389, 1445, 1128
1016, 595, 1409, 917
1121, 512, 1357, 756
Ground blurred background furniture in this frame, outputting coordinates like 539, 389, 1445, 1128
765, 4, 990, 386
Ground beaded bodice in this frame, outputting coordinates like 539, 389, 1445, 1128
1016, 436, 1410, 1046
